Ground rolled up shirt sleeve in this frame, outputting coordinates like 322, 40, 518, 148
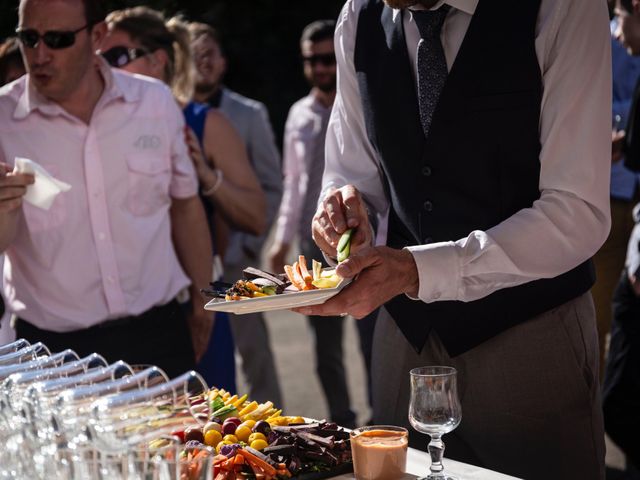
408, 0, 612, 303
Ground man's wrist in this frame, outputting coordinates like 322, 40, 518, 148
400, 248, 419, 297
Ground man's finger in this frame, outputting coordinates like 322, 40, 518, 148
0, 173, 35, 187
0, 197, 23, 213
0, 186, 28, 201
341, 185, 367, 229
324, 191, 347, 233
336, 247, 381, 278
312, 213, 341, 254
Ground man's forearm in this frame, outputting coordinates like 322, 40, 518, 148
170, 196, 213, 306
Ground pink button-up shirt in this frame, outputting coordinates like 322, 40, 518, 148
0, 61, 198, 331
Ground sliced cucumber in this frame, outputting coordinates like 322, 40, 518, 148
337, 229, 353, 262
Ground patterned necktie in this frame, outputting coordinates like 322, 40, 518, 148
412, 5, 450, 139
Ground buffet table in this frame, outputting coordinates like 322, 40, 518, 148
334, 447, 521, 480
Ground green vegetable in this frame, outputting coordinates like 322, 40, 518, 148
337, 229, 353, 263
261, 285, 277, 296
211, 396, 225, 412
212, 404, 238, 421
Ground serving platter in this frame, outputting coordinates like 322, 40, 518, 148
204, 277, 352, 315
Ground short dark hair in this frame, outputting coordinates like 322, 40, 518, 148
82, 0, 106, 27
620, 0, 633, 13
300, 20, 336, 45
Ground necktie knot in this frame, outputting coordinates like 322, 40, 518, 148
412, 5, 450, 40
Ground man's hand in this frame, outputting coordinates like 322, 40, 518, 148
294, 246, 419, 319
0, 164, 34, 213
0, 164, 34, 252
187, 305, 214, 363
612, 130, 626, 164
312, 185, 373, 258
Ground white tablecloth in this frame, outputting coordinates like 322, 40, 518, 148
334, 447, 522, 480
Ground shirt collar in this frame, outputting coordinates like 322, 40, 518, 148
13, 56, 139, 120
393, 0, 478, 21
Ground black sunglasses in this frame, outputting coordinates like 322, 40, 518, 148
302, 53, 336, 67
100, 46, 149, 68
16, 24, 89, 50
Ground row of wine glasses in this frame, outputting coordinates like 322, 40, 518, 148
0, 338, 211, 479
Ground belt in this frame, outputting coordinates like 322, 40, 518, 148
17, 299, 182, 332
96, 299, 181, 329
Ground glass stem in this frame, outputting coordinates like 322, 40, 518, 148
428, 434, 445, 474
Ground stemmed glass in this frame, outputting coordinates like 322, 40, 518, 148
88, 370, 209, 453
0, 339, 31, 356
0, 342, 51, 366
409, 366, 462, 480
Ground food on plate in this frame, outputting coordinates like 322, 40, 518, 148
284, 255, 342, 291
202, 256, 344, 302
168, 387, 352, 480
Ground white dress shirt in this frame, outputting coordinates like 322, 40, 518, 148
324, 0, 612, 303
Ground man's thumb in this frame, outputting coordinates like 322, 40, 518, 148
336, 247, 378, 278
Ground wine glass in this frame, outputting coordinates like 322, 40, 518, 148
88, 370, 209, 453
0, 339, 31, 356
0, 342, 51, 366
51, 366, 169, 448
409, 366, 462, 480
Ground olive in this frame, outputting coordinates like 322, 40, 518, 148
222, 422, 237, 436
253, 420, 271, 435
184, 426, 204, 444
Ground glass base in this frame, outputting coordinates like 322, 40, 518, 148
417, 475, 458, 480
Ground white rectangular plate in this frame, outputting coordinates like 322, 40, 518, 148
204, 277, 352, 315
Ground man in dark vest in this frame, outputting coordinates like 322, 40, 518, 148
297, 0, 611, 477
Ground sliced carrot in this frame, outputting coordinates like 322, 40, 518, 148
237, 448, 277, 477
293, 262, 306, 287
284, 264, 305, 290
298, 255, 313, 284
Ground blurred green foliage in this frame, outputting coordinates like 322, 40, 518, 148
0, 0, 346, 147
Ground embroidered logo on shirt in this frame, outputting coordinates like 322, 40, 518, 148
134, 135, 161, 149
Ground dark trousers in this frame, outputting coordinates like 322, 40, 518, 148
373, 292, 605, 480
301, 238, 356, 428
603, 272, 640, 471
16, 300, 195, 379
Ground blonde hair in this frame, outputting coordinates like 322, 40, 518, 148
106, 7, 194, 104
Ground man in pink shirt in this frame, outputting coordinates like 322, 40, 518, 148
0, 0, 213, 378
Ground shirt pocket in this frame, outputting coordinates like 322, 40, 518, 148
126, 153, 171, 217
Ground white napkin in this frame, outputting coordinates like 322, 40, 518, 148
13, 157, 71, 210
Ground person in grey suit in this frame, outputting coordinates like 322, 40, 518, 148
189, 22, 283, 406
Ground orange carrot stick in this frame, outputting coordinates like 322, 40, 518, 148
298, 255, 312, 284
237, 449, 277, 477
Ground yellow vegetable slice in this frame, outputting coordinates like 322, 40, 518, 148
233, 394, 248, 408
312, 275, 341, 289
238, 401, 258, 416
